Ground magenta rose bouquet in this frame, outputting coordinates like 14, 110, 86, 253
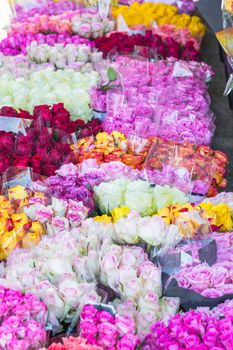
0, 286, 47, 350
79, 304, 139, 349
142, 308, 233, 349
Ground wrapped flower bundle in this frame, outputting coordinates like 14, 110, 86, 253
94, 31, 200, 61
101, 56, 215, 145
79, 304, 139, 349
71, 131, 150, 169
93, 207, 182, 249
0, 127, 70, 176
0, 184, 88, 258
112, 3, 206, 39
0, 190, 45, 259
158, 201, 233, 236
142, 307, 233, 349
173, 261, 233, 298
26, 42, 104, 69
152, 25, 201, 50
10, 12, 115, 38
0, 103, 103, 135
0, 33, 93, 56
118, 0, 196, 14
0, 68, 99, 120
93, 179, 188, 215
0, 286, 48, 350
145, 137, 228, 196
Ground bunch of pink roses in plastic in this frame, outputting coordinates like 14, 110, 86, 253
0, 33, 93, 56
80, 304, 139, 349
0, 286, 47, 350
100, 57, 215, 145
9, 12, 115, 39
142, 308, 233, 349
173, 261, 233, 298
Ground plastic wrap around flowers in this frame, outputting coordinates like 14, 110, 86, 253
99, 57, 215, 145
142, 305, 233, 349
10, 12, 115, 38
94, 31, 200, 61
0, 33, 93, 56
0, 286, 47, 350
70, 132, 228, 195
112, 3, 205, 39
0, 68, 99, 120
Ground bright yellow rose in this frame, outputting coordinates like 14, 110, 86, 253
111, 207, 130, 222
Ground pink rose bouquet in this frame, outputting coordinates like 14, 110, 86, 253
79, 304, 139, 349
0, 33, 93, 56
173, 262, 233, 297
0, 286, 47, 350
142, 308, 233, 349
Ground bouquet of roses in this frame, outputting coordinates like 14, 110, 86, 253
10, 11, 115, 38
79, 304, 139, 349
26, 42, 104, 69
158, 201, 233, 237
0, 127, 70, 176
142, 307, 233, 349
100, 56, 215, 145
71, 131, 151, 169
144, 137, 228, 196
94, 31, 200, 61
0, 68, 99, 121
0, 183, 89, 258
172, 261, 233, 298
0, 286, 48, 350
152, 24, 201, 50
0, 103, 103, 135
112, 3, 205, 39
0, 33, 93, 56
0, 189, 45, 259
39, 163, 95, 213
93, 179, 188, 216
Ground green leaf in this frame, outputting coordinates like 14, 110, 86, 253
107, 67, 117, 82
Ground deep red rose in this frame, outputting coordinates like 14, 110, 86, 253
92, 125, 103, 135
33, 105, 53, 126
0, 106, 18, 117
15, 135, 33, 155
0, 131, 15, 153
30, 155, 42, 173
18, 109, 33, 119
42, 163, 57, 176
79, 128, 93, 138
0, 155, 11, 173
26, 127, 41, 141
48, 148, 63, 165
13, 155, 30, 167
34, 146, 50, 160
55, 143, 70, 155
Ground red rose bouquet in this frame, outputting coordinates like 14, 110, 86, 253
94, 31, 200, 61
